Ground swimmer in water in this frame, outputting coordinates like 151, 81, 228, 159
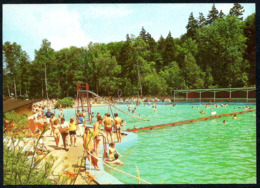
223, 120, 226, 124
154, 107, 157, 114
108, 142, 121, 161
200, 110, 205, 114
233, 114, 237, 119
105, 153, 124, 165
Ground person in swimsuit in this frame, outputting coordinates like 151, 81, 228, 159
108, 142, 121, 161
90, 150, 100, 170
82, 110, 86, 118
83, 127, 94, 161
114, 113, 123, 143
69, 118, 77, 147
93, 116, 103, 158
102, 113, 107, 123
45, 109, 52, 135
59, 117, 69, 151
76, 110, 80, 118
52, 119, 60, 149
50, 113, 57, 136
105, 153, 124, 165
77, 113, 85, 137
96, 112, 100, 121
104, 113, 114, 143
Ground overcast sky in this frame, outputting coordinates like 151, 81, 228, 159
3, 3, 255, 60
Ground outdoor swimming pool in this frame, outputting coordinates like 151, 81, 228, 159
60, 103, 256, 184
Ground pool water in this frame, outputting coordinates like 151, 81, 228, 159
58, 103, 256, 184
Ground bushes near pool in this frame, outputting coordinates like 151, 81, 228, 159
55, 97, 74, 108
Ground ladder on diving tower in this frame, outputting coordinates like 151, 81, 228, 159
76, 83, 92, 124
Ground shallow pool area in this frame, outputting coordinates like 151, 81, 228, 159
58, 103, 256, 184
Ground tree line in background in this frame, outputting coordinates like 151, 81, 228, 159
3, 3, 255, 99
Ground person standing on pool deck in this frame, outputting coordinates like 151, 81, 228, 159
69, 118, 77, 147
76, 110, 80, 118
83, 127, 95, 166
50, 113, 57, 136
82, 110, 86, 118
59, 117, 69, 151
102, 113, 108, 125
93, 115, 103, 158
114, 113, 123, 143
45, 109, 52, 134
77, 113, 85, 137
43, 106, 47, 116
52, 119, 60, 149
96, 112, 100, 121
104, 113, 114, 143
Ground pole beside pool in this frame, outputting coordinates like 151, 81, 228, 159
214, 91, 216, 103
246, 89, 248, 103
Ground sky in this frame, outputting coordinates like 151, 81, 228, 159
3, 3, 255, 61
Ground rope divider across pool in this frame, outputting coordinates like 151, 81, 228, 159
127, 109, 256, 132
87, 151, 152, 184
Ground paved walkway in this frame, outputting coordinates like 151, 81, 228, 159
43, 127, 123, 185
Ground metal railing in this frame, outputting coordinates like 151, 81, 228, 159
174, 98, 256, 103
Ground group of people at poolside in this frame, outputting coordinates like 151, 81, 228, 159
32, 103, 125, 170
32, 104, 85, 151
83, 113, 125, 170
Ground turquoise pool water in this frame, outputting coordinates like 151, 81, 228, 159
59, 103, 256, 184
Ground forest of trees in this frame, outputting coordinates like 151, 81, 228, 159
3, 4, 256, 99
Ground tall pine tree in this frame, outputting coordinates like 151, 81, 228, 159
162, 32, 175, 66
219, 10, 225, 19
229, 3, 245, 20
198, 12, 207, 27
139, 26, 147, 42
186, 12, 199, 39
207, 4, 219, 25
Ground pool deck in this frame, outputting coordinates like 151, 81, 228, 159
127, 109, 256, 132
85, 131, 138, 185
